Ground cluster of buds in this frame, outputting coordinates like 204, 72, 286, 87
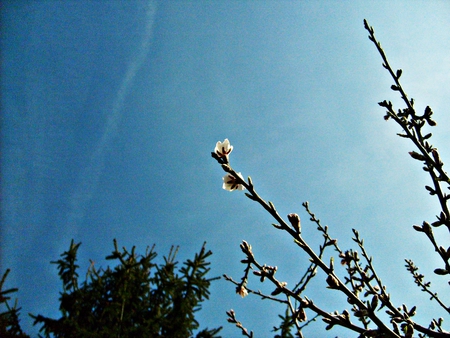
253, 264, 277, 282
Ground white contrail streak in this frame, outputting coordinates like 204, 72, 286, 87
64, 1, 157, 239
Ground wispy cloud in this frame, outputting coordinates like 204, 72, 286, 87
64, 0, 157, 239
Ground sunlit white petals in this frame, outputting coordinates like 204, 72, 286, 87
223, 172, 245, 191
236, 285, 248, 298
214, 138, 233, 159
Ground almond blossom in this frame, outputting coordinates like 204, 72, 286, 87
223, 173, 245, 191
214, 138, 233, 159
236, 285, 248, 298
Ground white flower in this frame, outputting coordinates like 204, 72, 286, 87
214, 138, 233, 159
236, 285, 248, 298
223, 172, 246, 191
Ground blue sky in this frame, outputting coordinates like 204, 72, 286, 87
2, 1, 450, 336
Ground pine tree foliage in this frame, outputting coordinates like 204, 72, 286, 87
0, 269, 30, 338
0, 239, 222, 337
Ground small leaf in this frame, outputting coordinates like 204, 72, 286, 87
412, 225, 423, 232
427, 119, 437, 126
425, 186, 436, 195
409, 151, 426, 161
396, 69, 402, 79
245, 192, 256, 201
325, 239, 337, 247
434, 268, 449, 275
271, 287, 282, 296
392, 316, 403, 323
391, 85, 400, 91
370, 295, 379, 311
431, 220, 442, 227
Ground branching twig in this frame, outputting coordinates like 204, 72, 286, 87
214, 19, 450, 338
404, 259, 450, 315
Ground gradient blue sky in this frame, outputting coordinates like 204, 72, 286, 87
2, 1, 450, 336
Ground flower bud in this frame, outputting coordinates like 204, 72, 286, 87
326, 274, 340, 289
287, 213, 301, 233
296, 307, 307, 322
236, 285, 248, 298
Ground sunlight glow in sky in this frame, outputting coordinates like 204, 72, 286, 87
2, 1, 450, 336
